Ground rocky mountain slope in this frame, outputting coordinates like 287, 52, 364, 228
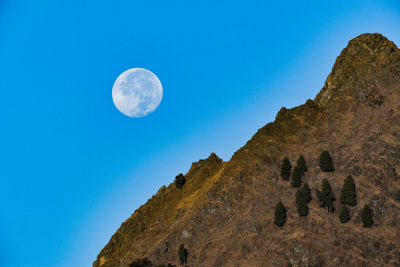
94, 33, 400, 267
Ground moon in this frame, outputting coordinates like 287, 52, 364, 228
112, 68, 163, 117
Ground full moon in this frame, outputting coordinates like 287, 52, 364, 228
112, 68, 163, 117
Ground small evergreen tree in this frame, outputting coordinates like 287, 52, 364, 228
319, 151, 335, 172
174, 173, 186, 190
291, 165, 303, 187
316, 179, 335, 212
301, 182, 312, 203
339, 205, 350, 223
361, 204, 373, 227
297, 154, 308, 173
281, 157, 292, 181
296, 189, 309, 217
340, 175, 357, 206
178, 244, 188, 265
274, 202, 287, 227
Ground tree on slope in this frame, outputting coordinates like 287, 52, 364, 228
174, 173, 186, 190
361, 204, 373, 227
301, 182, 312, 203
340, 175, 357, 206
178, 244, 188, 265
291, 165, 303, 187
316, 179, 335, 213
339, 205, 350, 223
319, 151, 335, 172
274, 202, 287, 227
297, 154, 308, 173
281, 157, 292, 181
296, 189, 309, 216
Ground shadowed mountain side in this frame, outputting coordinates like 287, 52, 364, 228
94, 33, 400, 267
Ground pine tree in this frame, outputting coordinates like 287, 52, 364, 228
291, 165, 303, 187
178, 244, 188, 265
340, 175, 357, 206
361, 204, 373, 227
297, 154, 308, 173
274, 202, 287, 227
296, 189, 309, 216
280, 157, 292, 181
316, 179, 335, 213
174, 174, 186, 190
301, 182, 312, 203
319, 151, 335, 172
339, 205, 350, 223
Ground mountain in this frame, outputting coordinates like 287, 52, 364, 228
94, 33, 400, 267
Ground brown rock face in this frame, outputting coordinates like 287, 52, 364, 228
94, 33, 400, 267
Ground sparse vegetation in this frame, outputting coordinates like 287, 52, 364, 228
339, 205, 350, 223
291, 165, 303, 187
340, 175, 357, 206
281, 157, 292, 181
361, 204, 373, 227
174, 173, 186, 190
178, 244, 188, 265
316, 179, 335, 212
319, 151, 335, 172
274, 202, 287, 227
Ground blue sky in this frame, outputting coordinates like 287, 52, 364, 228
0, 1, 399, 266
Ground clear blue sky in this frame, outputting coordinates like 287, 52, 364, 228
0, 1, 399, 266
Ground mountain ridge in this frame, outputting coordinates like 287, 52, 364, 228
94, 33, 400, 267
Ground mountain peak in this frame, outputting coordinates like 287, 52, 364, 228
347, 33, 396, 53
315, 33, 400, 106
207, 152, 221, 162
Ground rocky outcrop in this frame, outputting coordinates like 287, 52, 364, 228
315, 33, 400, 107
94, 33, 400, 267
